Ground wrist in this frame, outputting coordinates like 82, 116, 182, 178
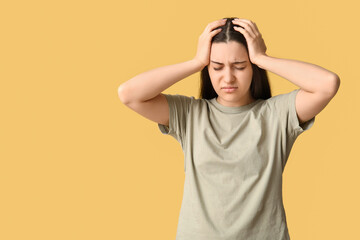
191, 58, 207, 71
253, 54, 269, 69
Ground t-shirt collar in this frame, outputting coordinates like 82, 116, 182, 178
210, 97, 262, 113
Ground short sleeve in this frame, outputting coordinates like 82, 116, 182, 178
271, 88, 315, 138
158, 94, 195, 147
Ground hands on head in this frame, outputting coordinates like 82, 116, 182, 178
193, 18, 267, 68
193, 18, 227, 68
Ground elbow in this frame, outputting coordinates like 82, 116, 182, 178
329, 74, 341, 96
118, 84, 130, 105
321, 74, 340, 97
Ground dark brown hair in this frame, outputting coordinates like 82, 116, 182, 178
199, 17, 272, 100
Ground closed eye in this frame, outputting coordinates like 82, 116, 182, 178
213, 67, 245, 71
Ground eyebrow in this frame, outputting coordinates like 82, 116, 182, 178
210, 60, 247, 65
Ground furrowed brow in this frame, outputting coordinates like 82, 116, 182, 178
210, 60, 247, 65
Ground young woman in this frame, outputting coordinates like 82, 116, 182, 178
118, 17, 340, 240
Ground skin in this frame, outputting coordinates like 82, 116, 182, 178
119, 17, 339, 128
208, 41, 256, 107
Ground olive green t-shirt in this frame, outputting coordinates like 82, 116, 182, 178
157, 88, 315, 240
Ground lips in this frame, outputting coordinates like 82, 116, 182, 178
222, 87, 237, 93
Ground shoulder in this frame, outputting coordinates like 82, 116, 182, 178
268, 89, 298, 101
161, 94, 200, 114
162, 93, 196, 101
162, 93, 196, 105
265, 89, 300, 109
248, 89, 301, 119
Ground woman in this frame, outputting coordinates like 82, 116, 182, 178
118, 17, 340, 240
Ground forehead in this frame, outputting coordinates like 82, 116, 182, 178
210, 41, 248, 61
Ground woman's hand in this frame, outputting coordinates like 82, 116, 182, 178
232, 18, 268, 65
193, 18, 227, 69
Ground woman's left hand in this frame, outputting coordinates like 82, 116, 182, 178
232, 18, 267, 65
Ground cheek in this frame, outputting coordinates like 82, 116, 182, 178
209, 77, 220, 90
236, 69, 253, 80
246, 67, 253, 77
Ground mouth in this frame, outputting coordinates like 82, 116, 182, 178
222, 87, 238, 93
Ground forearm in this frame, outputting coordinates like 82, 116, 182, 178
118, 59, 203, 103
255, 55, 340, 94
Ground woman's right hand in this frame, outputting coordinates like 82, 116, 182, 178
193, 18, 227, 69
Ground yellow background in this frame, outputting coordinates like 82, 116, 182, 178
1, 0, 359, 239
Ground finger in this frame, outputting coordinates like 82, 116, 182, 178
232, 19, 257, 38
252, 22, 260, 33
246, 20, 261, 36
206, 18, 227, 32
233, 25, 251, 39
233, 19, 256, 38
244, 19, 261, 37
233, 22, 255, 39
211, 28, 223, 35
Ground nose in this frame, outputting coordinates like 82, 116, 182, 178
223, 67, 236, 83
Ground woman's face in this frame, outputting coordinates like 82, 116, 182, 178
208, 41, 255, 107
